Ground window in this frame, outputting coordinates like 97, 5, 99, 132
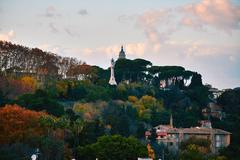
215, 135, 223, 148
184, 134, 189, 140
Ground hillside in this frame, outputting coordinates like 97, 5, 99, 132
0, 41, 239, 160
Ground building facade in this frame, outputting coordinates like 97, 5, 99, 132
145, 121, 231, 154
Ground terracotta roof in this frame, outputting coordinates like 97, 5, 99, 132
167, 127, 231, 135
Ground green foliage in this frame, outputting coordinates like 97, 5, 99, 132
186, 85, 210, 106
2, 52, 238, 159
189, 72, 203, 88
115, 58, 152, 82
77, 135, 148, 160
180, 144, 205, 160
66, 80, 111, 101
0, 143, 34, 160
16, 89, 65, 116
102, 102, 133, 136
38, 136, 65, 160
180, 137, 211, 160
213, 88, 240, 160
180, 137, 211, 151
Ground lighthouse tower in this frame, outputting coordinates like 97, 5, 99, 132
109, 58, 117, 85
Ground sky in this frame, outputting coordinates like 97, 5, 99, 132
0, 0, 240, 89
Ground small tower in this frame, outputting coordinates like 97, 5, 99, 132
118, 46, 126, 59
109, 58, 117, 85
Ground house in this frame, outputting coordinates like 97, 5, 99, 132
145, 119, 231, 154
202, 102, 225, 120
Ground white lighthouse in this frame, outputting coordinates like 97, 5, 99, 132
109, 58, 117, 85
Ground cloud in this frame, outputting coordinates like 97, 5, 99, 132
118, 14, 137, 23
38, 44, 62, 53
229, 55, 236, 62
96, 43, 146, 57
42, 5, 61, 18
38, 42, 144, 62
78, 9, 88, 16
49, 23, 59, 33
180, 0, 240, 33
185, 43, 240, 57
137, 9, 177, 52
0, 30, 15, 41
125, 43, 145, 56
64, 27, 80, 37
64, 28, 75, 36
81, 48, 93, 55
161, 40, 240, 58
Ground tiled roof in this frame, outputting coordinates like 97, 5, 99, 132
166, 127, 231, 135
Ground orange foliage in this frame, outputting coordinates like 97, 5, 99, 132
147, 143, 155, 159
0, 76, 37, 99
128, 96, 138, 103
73, 103, 100, 121
20, 76, 37, 92
56, 81, 68, 97
0, 104, 47, 144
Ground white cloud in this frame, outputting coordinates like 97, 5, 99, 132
0, 30, 15, 41
180, 0, 240, 33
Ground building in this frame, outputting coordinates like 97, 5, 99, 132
209, 88, 224, 100
118, 46, 126, 59
202, 102, 225, 120
145, 119, 231, 154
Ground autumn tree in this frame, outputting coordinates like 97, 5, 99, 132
73, 102, 100, 121
20, 76, 37, 93
0, 104, 47, 144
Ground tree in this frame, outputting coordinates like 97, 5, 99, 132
214, 88, 240, 160
0, 104, 47, 144
77, 135, 148, 160
189, 72, 203, 88
73, 102, 100, 121
16, 89, 65, 116
179, 137, 211, 160
102, 102, 132, 136
20, 76, 37, 93
115, 58, 152, 83
0, 143, 35, 160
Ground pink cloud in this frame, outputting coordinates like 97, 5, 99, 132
96, 43, 145, 57
0, 30, 15, 41
180, 0, 240, 33
137, 9, 178, 52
